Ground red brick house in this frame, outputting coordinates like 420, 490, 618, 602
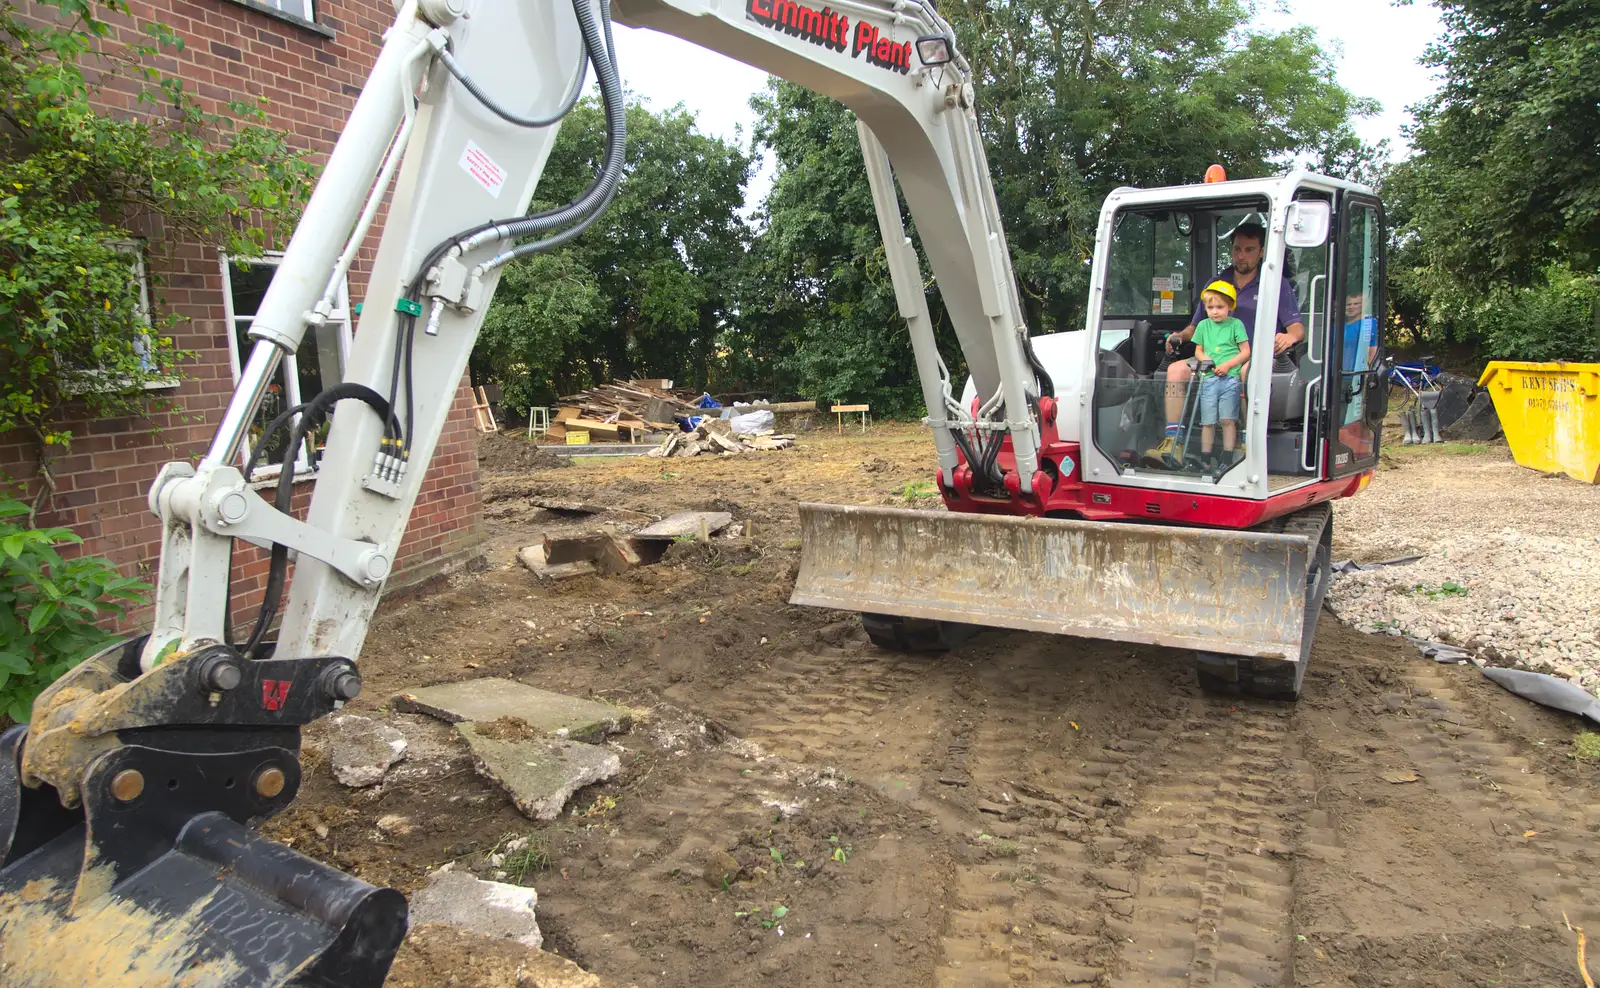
0, 0, 485, 632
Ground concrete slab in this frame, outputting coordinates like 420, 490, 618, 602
633, 511, 734, 540
458, 725, 621, 821
324, 714, 407, 788
409, 867, 543, 948
517, 543, 599, 581
393, 678, 631, 742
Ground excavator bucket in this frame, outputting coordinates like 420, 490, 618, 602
0, 639, 407, 987
791, 503, 1331, 699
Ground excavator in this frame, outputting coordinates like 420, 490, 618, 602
0, 0, 1387, 982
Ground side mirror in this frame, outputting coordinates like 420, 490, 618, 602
1285, 201, 1331, 249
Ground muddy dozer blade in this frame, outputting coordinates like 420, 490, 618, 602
792, 503, 1323, 667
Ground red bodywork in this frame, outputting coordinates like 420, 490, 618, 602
938, 396, 1369, 529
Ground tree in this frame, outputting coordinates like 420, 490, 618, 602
1381, 0, 1600, 361
1396, 0, 1600, 284
0, 0, 315, 511
473, 98, 750, 413
741, 0, 1375, 411
727, 84, 941, 416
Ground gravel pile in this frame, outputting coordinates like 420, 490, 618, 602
1328, 447, 1600, 692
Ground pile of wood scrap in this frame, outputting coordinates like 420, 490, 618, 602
517, 511, 734, 580
647, 419, 796, 457
543, 378, 704, 442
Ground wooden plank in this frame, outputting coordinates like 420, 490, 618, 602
555, 406, 581, 422
831, 404, 870, 413
567, 418, 623, 438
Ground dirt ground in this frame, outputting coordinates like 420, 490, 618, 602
270, 425, 1600, 988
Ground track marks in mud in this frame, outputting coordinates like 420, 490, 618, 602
1385, 666, 1600, 931
1109, 706, 1309, 988
931, 647, 1189, 988
697, 646, 926, 767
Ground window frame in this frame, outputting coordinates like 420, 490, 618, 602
220, 0, 335, 39
64, 240, 179, 393
220, 252, 353, 483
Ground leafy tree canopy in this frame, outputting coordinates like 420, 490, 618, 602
1394, 0, 1600, 285
473, 97, 750, 414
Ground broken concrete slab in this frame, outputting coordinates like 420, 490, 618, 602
517, 544, 599, 581
519, 533, 669, 580
458, 726, 621, 821
393, 678, 631, 742
325, 714, 407, 788
409, 867, 543, 948
632, 511, 734, 540
526, 496, 608, 515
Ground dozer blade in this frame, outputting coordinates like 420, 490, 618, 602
792, 503, 1328, 673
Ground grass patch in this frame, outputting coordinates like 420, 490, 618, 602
895, 480, 940, 500
1410, 580, 1469, 601
487, 833, 552, 884
1400, 442, 1493, 456
1574, 732, 1600, 762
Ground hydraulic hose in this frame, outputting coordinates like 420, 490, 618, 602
437, 43, 588, 130
244, 383, 395, 658
474, 0, 625, 245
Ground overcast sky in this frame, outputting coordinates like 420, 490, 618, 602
603, 0, 1448, 210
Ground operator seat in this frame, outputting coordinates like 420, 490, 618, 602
1265, 342, 1310, 427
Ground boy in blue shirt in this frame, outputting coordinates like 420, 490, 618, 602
1191, 280, 1251, 472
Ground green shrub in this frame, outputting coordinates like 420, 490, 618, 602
0, 499, 150, 724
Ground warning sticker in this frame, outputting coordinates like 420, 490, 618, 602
460, 140, 507, 199
1152, 276, 1171, 292
1160, 298, 1174, 314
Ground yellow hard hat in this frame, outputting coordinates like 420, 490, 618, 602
1201, 280, 1237, 307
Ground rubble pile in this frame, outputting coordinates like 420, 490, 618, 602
648, 418, 795, 458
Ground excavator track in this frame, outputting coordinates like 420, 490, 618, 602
1193, 503, 1333, 701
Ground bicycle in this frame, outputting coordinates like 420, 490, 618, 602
1387, 356, 1445, 443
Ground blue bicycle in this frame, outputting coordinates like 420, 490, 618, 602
1387, 356, 1444, 443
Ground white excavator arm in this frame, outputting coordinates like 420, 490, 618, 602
141, 0, 1040, 671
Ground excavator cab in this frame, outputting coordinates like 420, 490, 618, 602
1081, 172, 1387, 501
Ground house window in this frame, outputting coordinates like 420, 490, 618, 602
221, 254, 352, 481
256, 0, 313, 20
66, 242, 175, 392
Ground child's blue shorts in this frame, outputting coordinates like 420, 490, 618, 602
1200, 374, 1241, 426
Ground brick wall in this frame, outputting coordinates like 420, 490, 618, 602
0, 0, 485, 634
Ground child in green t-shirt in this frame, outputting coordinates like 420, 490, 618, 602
1192, 280, 1251, 471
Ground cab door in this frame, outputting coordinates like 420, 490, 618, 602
1324, 194, 1386, 476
